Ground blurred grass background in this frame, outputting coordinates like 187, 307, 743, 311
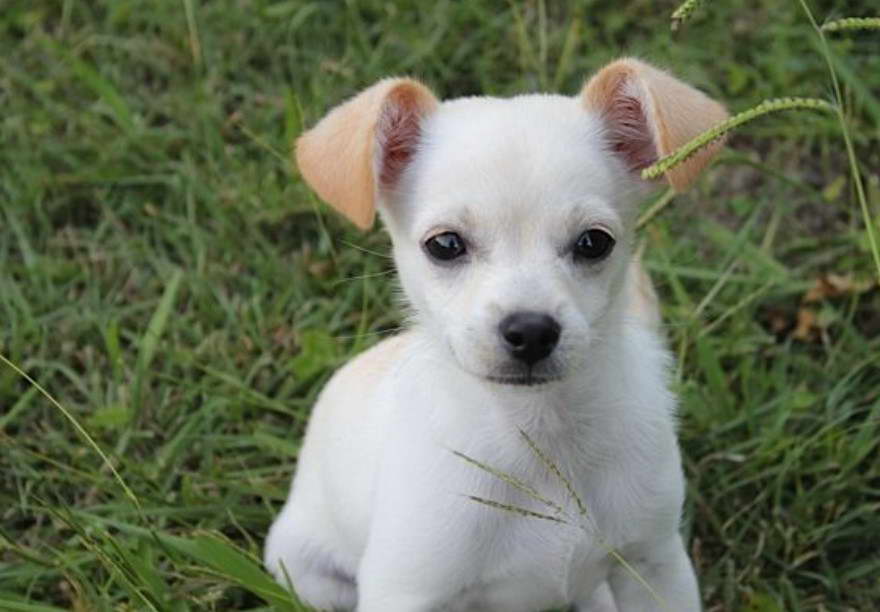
1, 1, 879, 610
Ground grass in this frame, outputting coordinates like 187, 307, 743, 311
1, 0, 878, 610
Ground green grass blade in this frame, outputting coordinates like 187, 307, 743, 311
133, 268, 183, 410
452, 450, 565, 515
39, 38, 135, 134
465, 495, 568, 523
518, 429, 589, 518
0, 600, 69, 612
159, 532, 304, 611
0, 353, 143, 513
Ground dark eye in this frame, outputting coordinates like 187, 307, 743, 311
424, 231, 467, 261
574, 229, 615, 261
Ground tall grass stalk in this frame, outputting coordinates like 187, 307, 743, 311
671, 0, 704, 31
799, 1, 880, 281
821, 17, 880, 33
641, 97, 834, 181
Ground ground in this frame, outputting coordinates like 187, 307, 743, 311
1, 1, 878, 610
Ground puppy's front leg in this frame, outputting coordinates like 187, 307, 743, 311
608, 534, 700, 612
355, 531, 468, 612
353, 448, 486, 611
574, 581, 617, 612
356, 589, 436, 612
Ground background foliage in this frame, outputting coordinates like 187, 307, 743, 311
1, 1, 878, 610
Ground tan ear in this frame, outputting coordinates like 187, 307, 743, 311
581, 58, 728, 191
295, 78, 439, 230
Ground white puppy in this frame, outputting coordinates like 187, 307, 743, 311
265, 59, 727, 611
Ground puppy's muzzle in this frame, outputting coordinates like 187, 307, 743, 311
499, 311, 561, 366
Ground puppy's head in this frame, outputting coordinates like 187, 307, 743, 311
296, 59, 727, 387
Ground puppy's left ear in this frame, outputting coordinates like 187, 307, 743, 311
296, 78, 439, 230
581, 58, 728, 191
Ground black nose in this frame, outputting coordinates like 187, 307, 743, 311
499, 312, 561, 366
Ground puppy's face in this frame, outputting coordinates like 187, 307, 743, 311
295, 60, 728, 388
386, 96, 638, 386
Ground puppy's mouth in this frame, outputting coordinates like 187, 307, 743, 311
447, 340, 565, 388
485, 373, 562, 387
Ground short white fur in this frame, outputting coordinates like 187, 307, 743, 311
265, 59, 727, 612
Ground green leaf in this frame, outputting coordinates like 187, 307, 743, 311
744, 591, 785, 612
822, 175, 847, 202
120, 538, 166, 601
137, 269, 184, 375
88, 403, 133, 430
39, 38, 135, 134
158, 532, 304, 611
790, 387, 818, 411
253, 430, 301, 459
133, 268, 184, 410
0, 599, 68, 612
291, 329, 338, 381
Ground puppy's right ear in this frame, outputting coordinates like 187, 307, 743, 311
295, 78, 439, 230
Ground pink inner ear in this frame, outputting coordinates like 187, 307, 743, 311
604, 88, 659, 173
377, 92, 424, 189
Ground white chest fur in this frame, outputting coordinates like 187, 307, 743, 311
370, 333, 681, 608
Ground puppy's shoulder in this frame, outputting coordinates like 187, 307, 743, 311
321, 331, 413, 401
303, 332, 415, 450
